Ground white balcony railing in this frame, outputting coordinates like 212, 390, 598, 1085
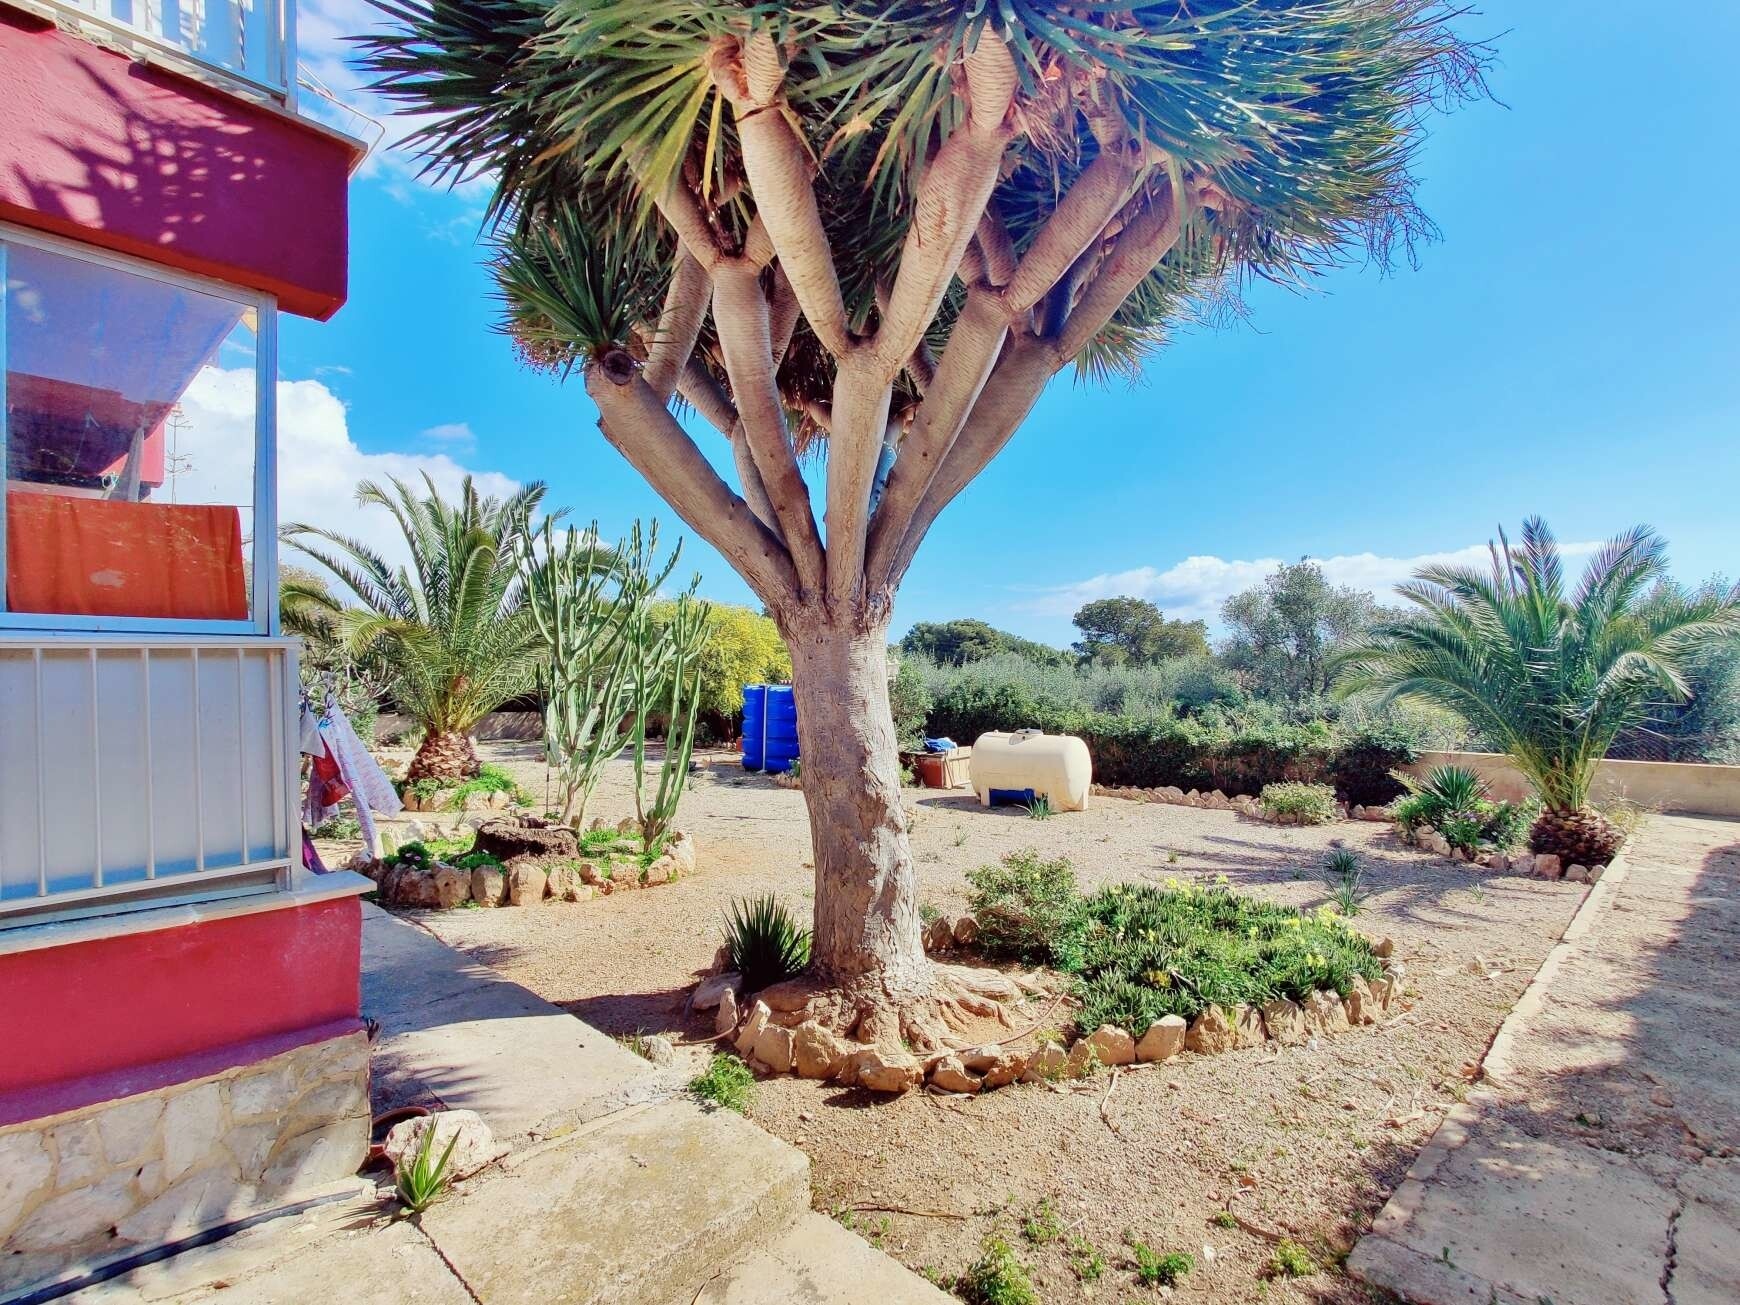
62, 0, 292, 96
0, 635, 301, 927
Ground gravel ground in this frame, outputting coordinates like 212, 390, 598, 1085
333, 741, 1587, 1304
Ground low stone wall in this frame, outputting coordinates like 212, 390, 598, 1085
0, 1031, 369, 1295
1404, 751, 1740, 819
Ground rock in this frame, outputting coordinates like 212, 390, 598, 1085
1259, 998, 1307, 1045
1369, 974, 1395, 1012
1588, 864, 1605, 883
474, 816, 579, 864
714, 989, 740, 1039
1371, 936, 1395, 959
470, 866, 505, 907
641, 857, 673, 886
640, 1035, 676, 1068
396, 869, 440, 908
1489, 852, 1510, 872
1465, 954, 1492, 975
693, 972, 743, 1012
848, 1048, 923, 1094
403, 817, 441, 841
1205, 790, 1233, 811
1301, 989, 1350, 1035
546, 864, 579, 901
1159, 786, 1185, 803
383, 1110, 498, 1181
432, 867, 469, 910
577, 861, 606, 887
1136, 1015, 1187, 1063
961, 1046, 1025, 1087
791, 1023, 850, 1080
1534, 853, 1563, 880
735, 1001, 772, 1059
1083, 1024, 1137, 1067
929, 1057, 983, 1094
1066, 1041, 1101, 1077
666, 830, 697, 873
343, 850, 380, 876
953, 915, 980, 947
922, 916, 955, 952
487, 790, 510, 810
586, 817, 610, 832
1232, 1003, 1265, 1049
1566, 863, 1591, 884
1185, 1005, 1236, 1055
1344, 976, 1376, 1025
1020, 1045, 1070, 1084
506, 862, 548, 906
752, 1024, 795, 1075
1511, 853, 1535, 875
616, 816, 639, 835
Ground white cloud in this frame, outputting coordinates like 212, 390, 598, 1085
174, 367, 519, 578
1017, 540, 1603, 628
420, 421, 476, 446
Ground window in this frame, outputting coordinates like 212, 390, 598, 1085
1, 229, 276, 634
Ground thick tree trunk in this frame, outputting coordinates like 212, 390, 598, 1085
773, 615, 1020, 1052
405, 729, 480, 782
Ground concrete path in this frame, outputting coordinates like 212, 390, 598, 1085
1349, 814, 1740, 1305
81, 907, 950, 1305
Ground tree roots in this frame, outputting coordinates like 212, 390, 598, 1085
759, 963, 1026, 1055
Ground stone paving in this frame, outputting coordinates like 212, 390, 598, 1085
1349, 814, 1740, 1305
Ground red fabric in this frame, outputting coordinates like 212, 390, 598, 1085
311, 747, 351, 809
5, 491, 248, 620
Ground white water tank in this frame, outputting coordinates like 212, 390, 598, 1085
969, 730, 1092, 813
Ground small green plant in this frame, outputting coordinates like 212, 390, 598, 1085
453, 850, 503, 872
689, 1054, 754, 1113
1068, 1235, 1105, 1282
1127, 1235, 1192, 1287
966, 849, 1080, 963
1212, 1210, 1238, 1229
395, 1121, 461, 1214
954, 826, 970, 847
1268, 1239, 1316, 1278
1259, 782, 1338, 825
1322, 849, 1368, 916
723, 895, 812, 991
1020, 1197, 1063, 1246
956, 1235, 1038, 1305
918, 902, 942, 927
1024, 795, 1053, 821
786, 758, 802, 783
311, 813, 362, 840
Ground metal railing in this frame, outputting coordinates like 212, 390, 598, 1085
60, 0, 293, 97
0, 635, 301, 927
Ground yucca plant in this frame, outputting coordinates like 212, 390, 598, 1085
357, 0, 1488, 1043
284, 475, 548, 780
1336, 520, 1740, 864
723, 895, 812, 993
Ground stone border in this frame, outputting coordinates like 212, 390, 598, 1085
1344, 842, 1630, 1301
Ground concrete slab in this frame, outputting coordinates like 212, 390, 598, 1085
416, 1098, 810, 1305
695, 1211, 956, 1305
1672, 1159, 1740, 1305
172, 1218, 473, 1305
362, 905, 662, 1142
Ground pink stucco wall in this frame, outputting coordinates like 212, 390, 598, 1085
0, 8, 358, 318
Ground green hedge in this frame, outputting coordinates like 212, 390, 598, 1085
927, 687, 1417, 804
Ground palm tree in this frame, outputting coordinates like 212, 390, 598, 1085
283, 474, 549, 781
1334, 519, 1740, 864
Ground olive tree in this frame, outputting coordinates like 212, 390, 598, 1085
362, 0, 1483, 1048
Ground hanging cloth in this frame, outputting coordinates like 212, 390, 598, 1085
317, 700, 403, 856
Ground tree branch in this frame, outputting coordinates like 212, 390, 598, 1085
586, 358, 798, 605
1055, 181, 1183, 362
1001, 152, 1140, 317
677, 358, 739, 438
872, 34, 1017, 374
713, 261, 826, 596
823, 360, 895, 609
643, 251, 711, 404
713, 34, 854, 357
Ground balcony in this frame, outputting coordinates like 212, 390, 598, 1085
52, 0, 293, 96
0, 634, 302, 927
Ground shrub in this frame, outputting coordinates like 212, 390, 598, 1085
1327, 724, 1419, 808
453, 850, 503, 872
1127, 1237, 1193, 1287
965, 850, 1080, 963
956, 1236, 1038, 1305
689, 1054, 754, 1113
1480, 798, 1534, 850
723, 895, 812, 992
1055, 878, 1384, 1035
1259, 782, 1338, 825
889, 657, 932, 752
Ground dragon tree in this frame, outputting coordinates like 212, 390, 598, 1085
361, 0, 1486, 1049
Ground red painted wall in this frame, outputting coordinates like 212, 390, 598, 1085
0, 9, 359, 319
0, 897, 362, 1100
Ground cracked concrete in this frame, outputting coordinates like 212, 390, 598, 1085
1350, 815, 1740, 1305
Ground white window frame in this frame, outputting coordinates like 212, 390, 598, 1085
0, 222, 280, 641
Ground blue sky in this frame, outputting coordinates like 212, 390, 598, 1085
281, 1, 1739, 647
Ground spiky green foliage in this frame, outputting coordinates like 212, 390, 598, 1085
395, 1120, 462, 1214
283, 475, 547, 777
723, 894, 813, 991
1335, 519, 1740, 813
358, 0, 1486, 392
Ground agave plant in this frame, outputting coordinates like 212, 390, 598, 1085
723, 894, 812, 993
283, 475, 548, 780
1336, 520, 1740, 864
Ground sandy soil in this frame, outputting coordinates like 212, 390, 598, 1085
330, 741, 1586, 1303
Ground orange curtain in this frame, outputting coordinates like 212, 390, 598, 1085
5, 491, 248, 621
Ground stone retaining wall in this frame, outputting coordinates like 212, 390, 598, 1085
0, 1031, 369, 1295
1405, 751, 1740, 819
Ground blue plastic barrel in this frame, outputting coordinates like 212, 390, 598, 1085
742, 684, 799, 773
